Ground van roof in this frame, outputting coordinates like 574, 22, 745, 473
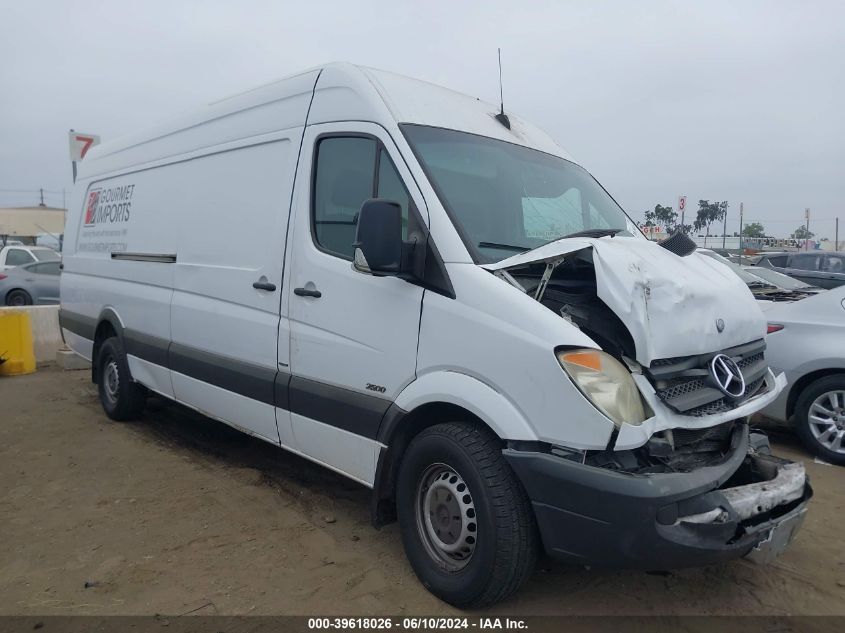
78, 63, 573, 180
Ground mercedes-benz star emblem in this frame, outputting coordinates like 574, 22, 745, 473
716, 318, 725, 333
709, 354, 745, 398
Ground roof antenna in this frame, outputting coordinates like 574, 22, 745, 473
494, 48, 511, 130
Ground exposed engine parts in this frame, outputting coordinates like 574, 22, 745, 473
498, 249, 636, 361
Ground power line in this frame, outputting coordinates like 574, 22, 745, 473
0, 188, 64, 194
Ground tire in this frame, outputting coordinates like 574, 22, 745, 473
794, 375, 845, 466
96, 336, 145, 421
396, 422, 539, 608
6, 289, 32, 306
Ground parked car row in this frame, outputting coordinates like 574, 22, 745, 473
698, 249, 819, 303
754, 251, 845, 289
697, 249, 845, 464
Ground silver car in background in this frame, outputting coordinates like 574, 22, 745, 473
742, 265, 824, 293
0, 260, 61, 306
762, 286, 845, 465
756, 251, 845, 289
698, 249, 816, 303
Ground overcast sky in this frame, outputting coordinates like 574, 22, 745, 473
1, 0, 842, 238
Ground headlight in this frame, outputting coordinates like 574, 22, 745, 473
557, 348, 646, 427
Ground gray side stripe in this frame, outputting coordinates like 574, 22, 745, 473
59, 309, 387, 439
59, 310, 96, 340
125, 329, 170, 368
289, 376, 390, 440
169, 342, 277, 407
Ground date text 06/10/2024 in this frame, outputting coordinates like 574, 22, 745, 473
307, 617, 528, 630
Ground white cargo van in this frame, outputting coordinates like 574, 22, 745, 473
61, 63, 811, 607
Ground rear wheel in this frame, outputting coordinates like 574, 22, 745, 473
6, 289, 32, 306
97, 337, 145, 421
396, 422, 539, 608
794, 375, 845, 466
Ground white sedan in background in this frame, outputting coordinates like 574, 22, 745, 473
762, 286, 845, 465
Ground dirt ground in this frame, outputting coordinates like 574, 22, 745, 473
1, 366, 844, 616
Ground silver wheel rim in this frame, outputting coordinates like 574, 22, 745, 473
415, 463, 477, 572
104, 360, 120, 405
808, 390, 845, 454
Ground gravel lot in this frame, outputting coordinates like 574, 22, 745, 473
1, 366, 843, 616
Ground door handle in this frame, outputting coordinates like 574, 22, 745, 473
293, 286, 322, 298
252, 279, 277, 291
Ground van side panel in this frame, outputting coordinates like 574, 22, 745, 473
62, 170, 177, 397
170, 138, 297, 444
62, 69, 319, 444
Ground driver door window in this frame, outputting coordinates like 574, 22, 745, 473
313, 137, 376, 259
312, 137, 410, 260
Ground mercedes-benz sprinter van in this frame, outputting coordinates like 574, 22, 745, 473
60, 63, 811, 607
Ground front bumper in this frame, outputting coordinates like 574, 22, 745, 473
505, 424, 812, 569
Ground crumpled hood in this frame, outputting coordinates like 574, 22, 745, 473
484, 236, 766, 365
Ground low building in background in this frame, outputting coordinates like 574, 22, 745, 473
0, 206, 66, 248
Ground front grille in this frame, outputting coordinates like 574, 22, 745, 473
648, 340, 768, 417
683, 375, 767, 417
660, 378, 708, 401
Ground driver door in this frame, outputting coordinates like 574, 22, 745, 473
285, 122, 426, 485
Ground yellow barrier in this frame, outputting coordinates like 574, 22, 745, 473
0, 309, 37, 376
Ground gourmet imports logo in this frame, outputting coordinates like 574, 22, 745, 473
84, 184, 135, 226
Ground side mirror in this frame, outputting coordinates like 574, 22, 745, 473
353, 199, 406, 275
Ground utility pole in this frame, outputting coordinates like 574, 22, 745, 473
39, 188, 46, 207
836, 217, 840, 251
738, 202, 744, 264
722, 202, 728, 250
805, 208, 810, 251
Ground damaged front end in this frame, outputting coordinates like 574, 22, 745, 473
491, 235, 811, 567
505, 424, 812, 568
487, 235, 788, 450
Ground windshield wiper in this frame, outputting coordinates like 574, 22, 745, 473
556, 228, 623, 240
478, 241, 531, 252
480, 229, 623, 258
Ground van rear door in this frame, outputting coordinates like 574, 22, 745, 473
285, 122, 426, 484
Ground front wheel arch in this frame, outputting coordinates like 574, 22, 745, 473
371, 402, 500, 529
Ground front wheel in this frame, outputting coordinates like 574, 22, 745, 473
97, 336, 145, 421
794, 375, 845, 466
396, 423, 539, 608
